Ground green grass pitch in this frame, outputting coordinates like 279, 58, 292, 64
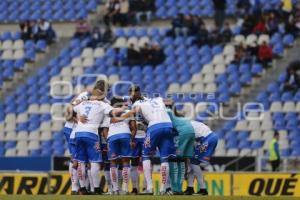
0, 196, 299, 200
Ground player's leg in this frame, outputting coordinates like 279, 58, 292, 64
130, 139, 143, 194
86, 163, 95, 194
74, 138, 88, 194
184, 161, 195, 195
117, 161, 123, 192
142, 132, 157, 194
190, 163, 207, 195
120, 138, 132, 193
158, 128, 176, 195
108, 139, 120, 194
86, 137, 102, 194
69, 141, 79, 194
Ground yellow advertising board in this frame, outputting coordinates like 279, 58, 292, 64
0, 172, 231, 195
233, 173, 300, 196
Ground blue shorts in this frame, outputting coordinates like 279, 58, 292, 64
143, 123, 176, 161
194, 132, 218, 164
131, 138, 144, 158
63, 127, 73, 155
74, 133, 102, 163
69, 139, 76, 158
108, 134, 132, 160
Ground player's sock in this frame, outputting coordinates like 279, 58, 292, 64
160, 162, 169, 193
77, 162, 86, 188
177, 161, 185, 192
168, 161, 178, 192
71, 163, 79, 192
191, 164, 206, 190
90, 163, 100, 190
110, 164, 118, 192
118, 169, 123, 191
122, 164, 130, 192
104, 170, 112, 192
87, 169, 95, 193
187, 169, 194, 187
142, 159, 153, 191
131, 166, 139, 190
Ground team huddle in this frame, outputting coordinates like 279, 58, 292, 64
63, 80, 218, 195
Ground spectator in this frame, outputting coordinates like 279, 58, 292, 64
170, 13, 187, 37
258, 41, 273, 68
266, 12, 279, 35
127, 43, 140, 65
221, 22, 232, 43
88, 27, 102, 48
38, 19, 56, 43
102, 27, 115, 45
253, 18, 268, 35
119, 0, 129, 26
104, 0, 121, 26
213, 0, 226, 28
148, 43, 166, 66
281, 0, 293, 21
135, 0, 153, 24
283, 67, 300, 92
241, 15, 256, 35
209, 26, 221, 45
194, 24, 209, 47
31, 21, 40, 41
285, 19, 300, 37
232, 43, 246, 64
74, 19, 91, 39
269, 131, 280, 172
20, 20, 32, 41
140, 42, 152, 65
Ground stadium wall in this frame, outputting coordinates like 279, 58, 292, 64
0, 172, 299, 196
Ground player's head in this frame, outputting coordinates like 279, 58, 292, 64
90, 89, 105, 101
129, 85, 142, 103
93, 80, 109, 99
110, 96, 125, 108
274, 131, 279, 140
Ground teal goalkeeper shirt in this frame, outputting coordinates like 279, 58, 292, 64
167, 110, 194, 135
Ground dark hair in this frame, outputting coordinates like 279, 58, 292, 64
274, 131, 279, 137
129, 85, 140, 92
94, 80, 108, 92
110, 96, 125, 107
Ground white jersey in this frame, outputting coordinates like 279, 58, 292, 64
64, 91, 90, 128
132, 97, 171, 127
135, 121, 146, 139
107, 118, 132, 139
73, 100, 112, 136
191, 120, 212, 138
70, 123, 77, 139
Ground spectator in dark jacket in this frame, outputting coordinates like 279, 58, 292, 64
74, 19, 91, 39
88, 27, 102, 48
20, 20, 32, 41
171, 13, 186, 37
149, 43, 166, 66
258, 41, 273, 68
104, 0, 121, 26
283, 67, 300, 92
127, 43, 140, 65
241, 15, 256, 35
221, 22, 232, 43
195, 24, 209, 47
140, 42, 152, 65
102, 27, 115, 45
213, 0, 226, 28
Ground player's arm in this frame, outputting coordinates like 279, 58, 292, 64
65, 105, 74, 121
129, 120, 137, 139
101, 127, 109, 140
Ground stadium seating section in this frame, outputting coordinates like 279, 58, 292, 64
0, 31, 48, 88
0, 0, 98, 22
0, 0, 299, 158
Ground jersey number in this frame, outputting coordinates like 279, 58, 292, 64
84, 106, 92, 116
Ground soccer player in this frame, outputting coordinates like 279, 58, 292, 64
106, 96, 137, 194
63, 91, 90, 195
184, 120, 218, 195
122, 86, 176, 195
166, 107, 195, 195
73, 89, 113, 194
130, 121, 146, 194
